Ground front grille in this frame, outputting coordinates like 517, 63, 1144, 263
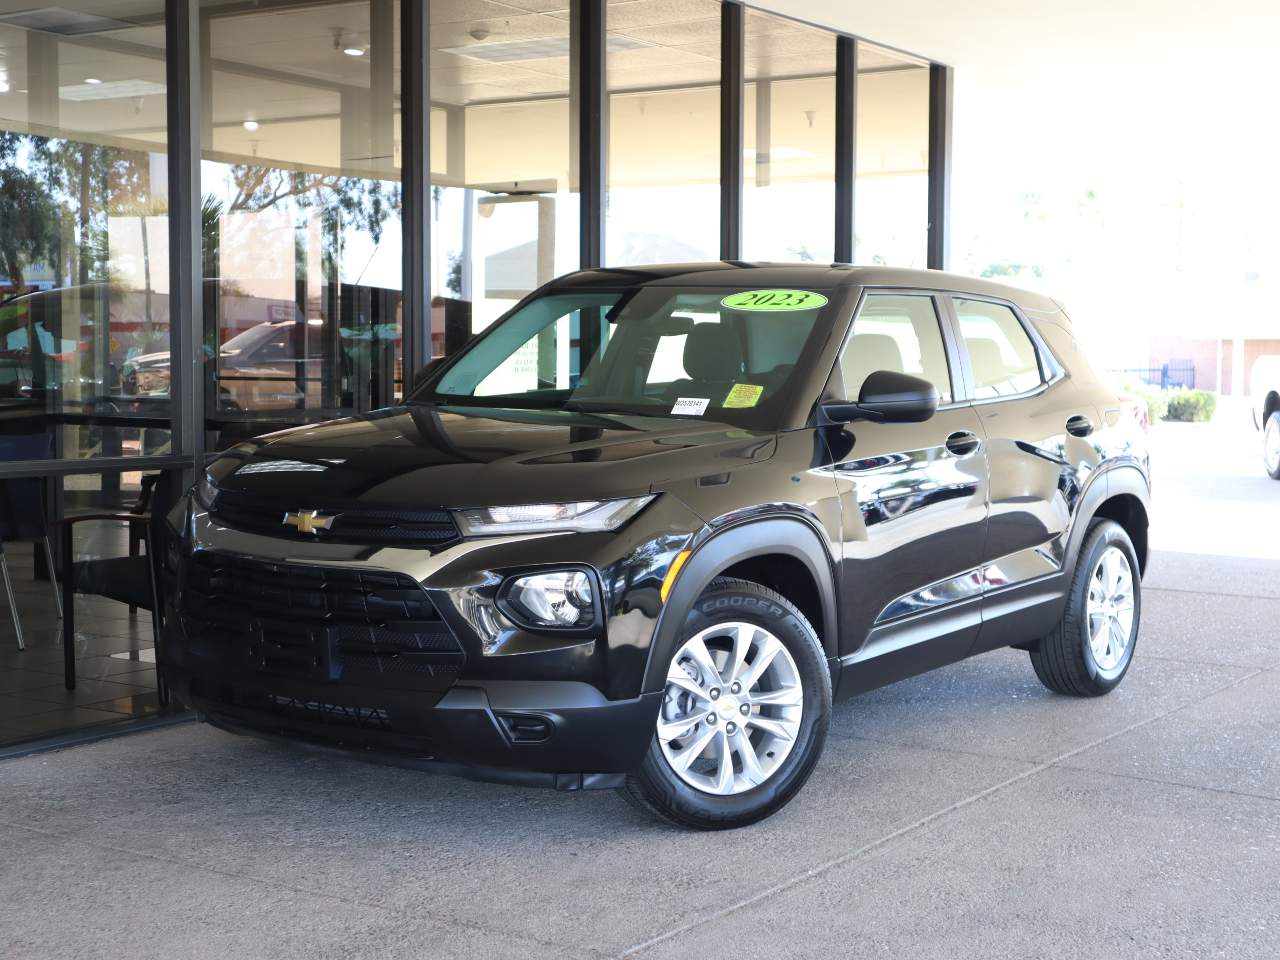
209, 490, 459, 549
180, 552, 464, 689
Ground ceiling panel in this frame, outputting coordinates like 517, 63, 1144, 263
431, 13, 567, 49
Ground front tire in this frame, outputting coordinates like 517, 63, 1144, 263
621, 577, 831, 829
1264, 411, 1280, 480
1030, 520, 1141, 696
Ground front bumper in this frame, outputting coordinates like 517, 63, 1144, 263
167, 661, 660, 790
162, 498, 699, 788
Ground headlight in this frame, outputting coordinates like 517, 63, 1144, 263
192, 472, 219, 510
500, 570, 597, 629
454, 496, 654, 536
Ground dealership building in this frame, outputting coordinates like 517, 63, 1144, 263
0, 0, 949, 750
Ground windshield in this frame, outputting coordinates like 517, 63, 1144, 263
413, 286, 835, 429
219, 322, 289, 357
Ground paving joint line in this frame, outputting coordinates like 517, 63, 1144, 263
1144, 585, 1280, 602
615, 663, 1269, 958
1052, 761, 1280, 805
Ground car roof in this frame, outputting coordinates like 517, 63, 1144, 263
552, 262, 1064, 316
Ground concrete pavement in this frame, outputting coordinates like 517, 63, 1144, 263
2, 418, 1277, 959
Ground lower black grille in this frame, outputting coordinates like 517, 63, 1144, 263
209, 490, 459, 549
262, 694, 392, 731
179, 552, 464, 689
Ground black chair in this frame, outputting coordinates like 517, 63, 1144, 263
0, 435, 62, 651
59, 478, 168, 703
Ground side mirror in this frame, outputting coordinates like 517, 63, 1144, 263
821, 370, 940, 424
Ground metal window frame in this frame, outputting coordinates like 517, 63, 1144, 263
720, 0, 744, 261
927, 62, 954, 271
834, 35, 858, 264
398, 0, 430, 394
574, 0, 607, 268
166, 0, 203, 483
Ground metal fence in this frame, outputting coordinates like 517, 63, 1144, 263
1113, 361, 1197, 390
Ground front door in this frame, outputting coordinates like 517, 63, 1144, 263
825, 292, 990, 696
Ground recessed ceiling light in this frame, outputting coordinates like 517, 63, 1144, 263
342, 46, 365, 57
242, 119, 259, 131
84, 77, 102, 84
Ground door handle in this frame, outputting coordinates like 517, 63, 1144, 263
1065, 415, 1094, 438
945, 430, 981, 456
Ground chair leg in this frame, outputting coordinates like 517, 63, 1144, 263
42, 535, 62, 619
0, 543, 24, 652
128, 528, 139, 615
61, 524, 75, 690
142, 530, 170, 708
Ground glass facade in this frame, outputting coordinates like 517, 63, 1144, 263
606, 0, 721, 266
0, 0, 950, 471
201, 0, 402, 449
0, 0, 951, 750
742, 10, 836, 263
0, 2, 169, 463
429, 4, 578, 351
855, 42, 931, 267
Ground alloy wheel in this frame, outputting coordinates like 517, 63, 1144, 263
1266, 417, 1280, 475
657, 622, 804, 796
1085, 545, 1136, 673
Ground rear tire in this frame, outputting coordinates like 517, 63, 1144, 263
620, 577, 831, 829
1264, 411, 1280, 480
1030, 520, 1141, 697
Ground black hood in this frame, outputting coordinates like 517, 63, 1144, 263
212, 404, 776, 509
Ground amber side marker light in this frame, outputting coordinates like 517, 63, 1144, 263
660, 549, 692, 604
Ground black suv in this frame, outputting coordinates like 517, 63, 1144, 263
163, 263, 1151, 829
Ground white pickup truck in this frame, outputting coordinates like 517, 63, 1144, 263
1251, 356, 1280, 479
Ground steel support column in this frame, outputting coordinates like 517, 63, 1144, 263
573, 0, 606, 268
835, 36, 857, 264
720, 1, 744, 261
927, 62, 954, 271
401, 0, 430, 388
166, 0, 205, 479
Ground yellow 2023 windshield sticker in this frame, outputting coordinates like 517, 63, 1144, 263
723, 383, 764, 408
721, 289, 828, 312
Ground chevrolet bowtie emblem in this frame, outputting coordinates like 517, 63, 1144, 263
282, 509, 335, 535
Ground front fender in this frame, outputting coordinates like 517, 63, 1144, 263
639, 516, 840, 695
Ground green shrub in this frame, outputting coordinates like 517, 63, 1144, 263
1162, 389, 1217, 422
1118, 379, 1168, 424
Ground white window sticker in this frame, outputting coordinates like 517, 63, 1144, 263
671, 397, 710, 417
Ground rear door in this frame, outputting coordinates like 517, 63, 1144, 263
945, 295, 1104, 654
827, 291, 990, 695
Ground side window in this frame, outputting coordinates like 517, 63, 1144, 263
840, 294, 952, 403
254, 325, 295, 362
954, 299, 1042, 399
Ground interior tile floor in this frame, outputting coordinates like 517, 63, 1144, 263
0, 528, 174, 748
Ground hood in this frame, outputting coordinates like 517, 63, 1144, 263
128, 350, 170, 370
212, 404, 777, 509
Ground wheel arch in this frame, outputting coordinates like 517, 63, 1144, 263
1091, 492, 1150, 573
1069, 464, 1151, 575
641, 517, 839, 694
1263, 391, 1280, 427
